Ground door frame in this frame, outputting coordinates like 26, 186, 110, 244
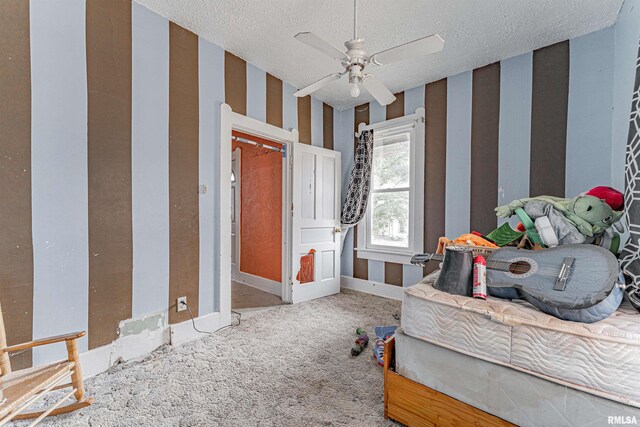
231, 148, 241, 282
219, 103, 296, 323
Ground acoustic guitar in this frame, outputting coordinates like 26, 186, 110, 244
411, 245, 623, 322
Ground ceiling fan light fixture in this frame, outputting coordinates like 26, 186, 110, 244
349, 81, 360, 98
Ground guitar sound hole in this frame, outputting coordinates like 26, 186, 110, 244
508, 261, 531, 275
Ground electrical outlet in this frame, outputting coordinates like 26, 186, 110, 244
176, 296, 187, 312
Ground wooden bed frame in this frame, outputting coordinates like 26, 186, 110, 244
383, 336, 515, 427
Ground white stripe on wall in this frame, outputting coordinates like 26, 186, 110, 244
311, 96, 323, 147
131, 2, 170, 319
369, 100, 386, 125
498, 52, 532, 225
404, 85, 425, 116
30, 0, 89, 365
246, 63, 266, 122
566, 28, 615, 197
368, 261, 385, 283
198, 37, 224, 315
445, 71, 473, 237
612, 1, 640, 191
336, 107, 354, 277
282, 82, 298, 132
403, 266, 424, 287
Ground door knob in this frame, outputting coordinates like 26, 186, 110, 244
335, 227, 342, 233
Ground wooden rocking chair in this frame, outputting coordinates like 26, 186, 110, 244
0, 304, 93, 425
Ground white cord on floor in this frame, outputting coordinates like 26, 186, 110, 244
185, 302, 241, 335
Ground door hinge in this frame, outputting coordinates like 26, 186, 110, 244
291, 203, 294, 216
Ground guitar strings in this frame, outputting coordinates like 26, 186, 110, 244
416, 256, 573, 277
486, 261, 568, 276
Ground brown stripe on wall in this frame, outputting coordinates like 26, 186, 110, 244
0, 0, 33, 369
470, 63, 500, 234
424, 80, 447, 275
323, 103, 334, 150
385, 91, 405, 120
266, 73, 283, 128
353, 103, 369, 281
224, 51, 246, 116
86, 0, 133, 349
383, 92, 405, 286
530, 41, 569, 197
169, 22, 200, 324
385, 263, 403, 287
297, 95, 312, 144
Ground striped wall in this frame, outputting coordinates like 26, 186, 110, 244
223, 52, 333, 148
0, 0, 331, 368
1, 0, 636, 369
339, 27, 619, 288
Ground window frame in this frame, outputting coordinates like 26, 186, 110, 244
356, 108, 425, 265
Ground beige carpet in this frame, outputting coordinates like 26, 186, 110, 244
27, 290, 402, 426
232, 281, 286, 309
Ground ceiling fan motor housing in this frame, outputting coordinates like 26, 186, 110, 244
345, 39, 368, 84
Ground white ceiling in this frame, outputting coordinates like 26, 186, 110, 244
135, 0, 624, 110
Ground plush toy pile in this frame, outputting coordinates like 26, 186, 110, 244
494, 186, 624, 252
434, 186, 626, 254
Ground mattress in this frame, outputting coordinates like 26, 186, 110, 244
401, 272, 640, 408
395, 329, 640, 427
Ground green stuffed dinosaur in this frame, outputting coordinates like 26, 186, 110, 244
495, 195, 623, 237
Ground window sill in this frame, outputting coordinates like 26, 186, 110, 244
355, 247, 415, 265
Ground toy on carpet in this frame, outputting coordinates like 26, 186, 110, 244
350, 328, 369, 356
373, 326, 397, 366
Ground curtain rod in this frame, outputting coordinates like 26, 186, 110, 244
232, 135, 284, 153
356, 108, 425, 137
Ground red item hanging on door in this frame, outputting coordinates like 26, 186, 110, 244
296, 249, 316, 284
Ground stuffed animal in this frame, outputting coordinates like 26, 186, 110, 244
496, 194, 623, 238
586, 186, 624, 211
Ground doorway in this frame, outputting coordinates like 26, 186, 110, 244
230, 130, 287, 310
218, 104, 342, 326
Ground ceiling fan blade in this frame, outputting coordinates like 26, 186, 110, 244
294, 73, 345, 97
370, 34, 444, 66
362, 75, 396, 106
294, 32, 349, 62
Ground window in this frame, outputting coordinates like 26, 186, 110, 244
356, 109, 425, 264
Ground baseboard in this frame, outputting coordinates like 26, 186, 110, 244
80, 345, 113, 380
77, 310, 224, 380
341, 275, 404, 301
170, 312, 224, 346
236, 271, 282, 297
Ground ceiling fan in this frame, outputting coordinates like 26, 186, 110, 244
293, 0, 444, 105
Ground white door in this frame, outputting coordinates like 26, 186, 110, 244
290, 143, 342, 303
231, 149, 240, 281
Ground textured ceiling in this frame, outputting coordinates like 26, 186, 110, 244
135, 0, 624, 110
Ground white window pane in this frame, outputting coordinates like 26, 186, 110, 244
370, 191, 409, 248
372, 138, 410, 189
